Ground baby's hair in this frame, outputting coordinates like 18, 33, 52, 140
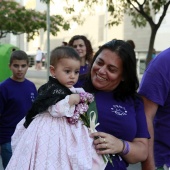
50, 46, 80, 66
9, 50, 29, 65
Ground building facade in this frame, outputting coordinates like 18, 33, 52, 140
1, 0, 170, 58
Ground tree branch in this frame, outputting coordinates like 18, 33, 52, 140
156, 1, 170, 28
127, 0, 154, 26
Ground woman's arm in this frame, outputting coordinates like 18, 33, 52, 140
122, 138, 148, 163
141, 96, 158, 170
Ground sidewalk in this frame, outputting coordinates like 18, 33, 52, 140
0, 156, 3, 170
26, 66, 47, 89
27, 77, 46, 89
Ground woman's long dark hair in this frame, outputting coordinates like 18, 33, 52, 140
83, 39, 139, 101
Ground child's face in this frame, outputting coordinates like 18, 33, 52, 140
50, 58, 80, 88
9, 59, 29, 82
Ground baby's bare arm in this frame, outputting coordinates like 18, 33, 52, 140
69, 94, 80, 106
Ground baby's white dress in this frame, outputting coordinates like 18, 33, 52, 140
6, 87, 106, 170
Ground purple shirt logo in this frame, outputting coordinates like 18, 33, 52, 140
111, 105, 127, 116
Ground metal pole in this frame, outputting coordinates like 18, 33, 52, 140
46, 1, 50, 80
104, 0, 108, 42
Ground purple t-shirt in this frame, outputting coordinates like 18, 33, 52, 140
74, 64, 89, 87
138, 47, 170, 167
95, 91, 150, 170
0, 78, 38, 144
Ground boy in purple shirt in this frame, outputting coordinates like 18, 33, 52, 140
138, 47, 170, 170
0, 50, 37, 169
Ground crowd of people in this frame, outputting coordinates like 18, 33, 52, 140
0, 35, 169, 170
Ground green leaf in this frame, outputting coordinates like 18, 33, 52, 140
0, 0, 71, 41
80, 114, 89, 127
87, 100, 98, 125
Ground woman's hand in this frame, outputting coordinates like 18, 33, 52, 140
90, 132, 124, 155
90, 132, 149, 164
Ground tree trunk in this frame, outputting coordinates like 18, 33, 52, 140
145, 25, 158, 66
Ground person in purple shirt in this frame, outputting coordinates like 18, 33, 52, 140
0, 50, 37, 169
83, 39, 150, 170
138, 47, 170, 170
68, 35, 93, 87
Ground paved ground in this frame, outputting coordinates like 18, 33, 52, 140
0, 157, 3, 170
26, 66, 47, 89
0, 156, 140, 170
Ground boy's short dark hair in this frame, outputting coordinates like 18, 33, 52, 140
9, 50, 29, 65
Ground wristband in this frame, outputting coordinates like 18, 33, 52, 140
120, 140, 130, 155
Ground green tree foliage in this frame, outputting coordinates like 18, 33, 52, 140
0, 0, 70, 41
67, 0, 170, 64
119, 0, 170, 64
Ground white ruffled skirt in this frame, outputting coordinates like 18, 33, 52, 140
6, 112, 106, 170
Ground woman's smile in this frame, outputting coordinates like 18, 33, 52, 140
96, 73, 107, 81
